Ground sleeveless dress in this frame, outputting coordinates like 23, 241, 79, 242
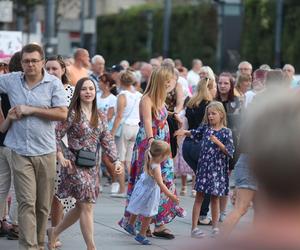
119, 106, 185, 228
126, 163, 161, 217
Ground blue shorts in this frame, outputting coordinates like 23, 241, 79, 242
234, 154, 257, 191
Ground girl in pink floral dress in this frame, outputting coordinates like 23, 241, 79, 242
47, 77, 122, 250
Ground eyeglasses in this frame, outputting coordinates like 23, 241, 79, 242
21, 59, 43, 65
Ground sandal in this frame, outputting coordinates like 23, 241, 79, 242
135, 234, 152, 245
180, 186, 187, 196
124, 224, 136, 236
153, 228, 175, 239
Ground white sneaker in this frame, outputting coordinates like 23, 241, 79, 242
191, 228, 205, 238
211, 227, 220, 238
110, 192, 127, 198
111, 182, 120, 194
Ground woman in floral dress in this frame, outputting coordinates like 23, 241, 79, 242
119, 65, 185, 239
47, 77, 122, 250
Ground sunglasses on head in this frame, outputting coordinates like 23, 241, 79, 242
0, 63, 8, 67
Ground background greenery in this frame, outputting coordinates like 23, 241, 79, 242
97, 0, 300, 71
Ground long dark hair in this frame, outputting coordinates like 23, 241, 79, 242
216, 72, 235, 102
68, 77, 98, 128
46, 55, 69, 85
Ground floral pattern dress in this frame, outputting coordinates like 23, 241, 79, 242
191, 124, 234, 196
119, 106, 185, 228
56, 109, 118, 203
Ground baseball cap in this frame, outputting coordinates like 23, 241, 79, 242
110, 64, 124, 73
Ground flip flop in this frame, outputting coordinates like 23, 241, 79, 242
46, 227, 56, 250
153, 228, 175, 239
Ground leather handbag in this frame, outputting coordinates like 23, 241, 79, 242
75, 149, 97, 168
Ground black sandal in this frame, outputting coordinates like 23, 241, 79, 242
153, 228, 175, 239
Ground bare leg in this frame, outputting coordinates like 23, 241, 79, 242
210, 196, 220, 228
180, 175, 187, 195
118, 162, 126, 194
221, 188, 255, 237
51, 196, 63, 227
78, 202, 96, 250
192, 192, 204, 230
220, 195, 228, 214
139, 217, 152, 237
128, 214, 138, 226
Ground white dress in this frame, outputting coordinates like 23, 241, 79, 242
126, 163, 161, 217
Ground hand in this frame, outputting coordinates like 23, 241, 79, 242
7, 107, 18, 120
174, 113, 183, 128
170, 194, 180, 204
114, 160, 123, 175
57, 153, 72, 169
174, 129, 186, 137
210, 135, 219, 144
148, 137, 154, 146
15, 105, 34, 118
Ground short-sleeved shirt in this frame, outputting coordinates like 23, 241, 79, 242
0, 70, 68, 156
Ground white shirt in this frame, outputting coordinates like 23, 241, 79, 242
187, 70, 200, 93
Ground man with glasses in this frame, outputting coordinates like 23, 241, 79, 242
0, 43, 68, 250
282, 64, 299, 88
237, 61, 253, 77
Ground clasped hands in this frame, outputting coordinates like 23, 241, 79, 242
8, 105, 34, 120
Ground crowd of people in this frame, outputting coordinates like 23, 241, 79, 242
0, 43, 300, 250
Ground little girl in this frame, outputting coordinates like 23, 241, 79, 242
124, 140, 179, 245
175, 101, 234, 237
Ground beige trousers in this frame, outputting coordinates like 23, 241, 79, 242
11, 151, 56, 250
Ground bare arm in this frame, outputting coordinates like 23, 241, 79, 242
153, 166, 179, 204
15, 105, 68, 121
175, 83, 184, 113
111, 94, 126, 136
141, 95, 154, 143
107, 107, 115, 122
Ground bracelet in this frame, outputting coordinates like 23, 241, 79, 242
147, 137, 154, 142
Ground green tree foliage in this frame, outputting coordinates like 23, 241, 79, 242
240, 0, 275, 69
281, 0, 300, 70
97, 3, 217, 67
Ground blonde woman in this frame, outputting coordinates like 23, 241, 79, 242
119, 65, 185, 239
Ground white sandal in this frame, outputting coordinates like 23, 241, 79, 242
191, 228, 205, 238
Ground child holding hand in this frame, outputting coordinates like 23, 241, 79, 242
124, 140, 179, 245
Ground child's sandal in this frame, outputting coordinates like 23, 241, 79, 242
135, 234, 152, 245
124, 224, 136, 235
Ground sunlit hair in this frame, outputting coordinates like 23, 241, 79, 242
236, 73, 252, 90
68, 77, 98, 128
144, 140, 171, 177
46, 55, 69, 85
100, 73, 117, 95
203, 101, 227, 127
216, 72, 235, 102
187, 78, 214, 108
120, 69, 136, 87
144, 65, 175, 115
199, 66, 215, 82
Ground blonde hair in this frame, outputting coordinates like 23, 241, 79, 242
199, 66, 215, 82
144, 140, 171, 177
144, 65, 175, 115
187, 78, 214, 108
236, 74, 251, 89
120, 69, 136, 87
203, 101, 227, 127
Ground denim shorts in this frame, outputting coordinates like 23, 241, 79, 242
234, 154, 258, 191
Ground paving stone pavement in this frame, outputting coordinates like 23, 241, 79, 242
0, 179, 253, 250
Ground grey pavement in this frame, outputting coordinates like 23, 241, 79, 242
0, 179, 253, 250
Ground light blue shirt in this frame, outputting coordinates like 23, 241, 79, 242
0, 70, 68, 156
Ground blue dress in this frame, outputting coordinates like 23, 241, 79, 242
191, 124, 234, 196
126, 163, 161, 217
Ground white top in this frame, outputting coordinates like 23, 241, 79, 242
178, 76, 191, 98
118, 90, 142, 125
187, 70, 200, 90
244, 90, 257, 108
97, 93, 117, 115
